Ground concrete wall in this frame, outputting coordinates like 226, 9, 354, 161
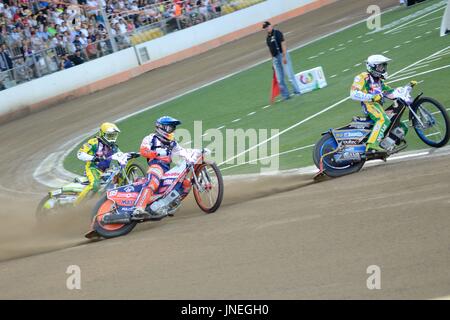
0, 48, 138, 118
0, 0, 337, 123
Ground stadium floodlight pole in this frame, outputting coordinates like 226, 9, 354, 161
98, 0, 118, 52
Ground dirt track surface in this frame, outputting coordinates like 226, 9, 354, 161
2, 0, 449, 299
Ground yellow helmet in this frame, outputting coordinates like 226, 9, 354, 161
99, 122, 120, 145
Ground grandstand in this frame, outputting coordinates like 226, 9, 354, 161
0, 0, 265, 90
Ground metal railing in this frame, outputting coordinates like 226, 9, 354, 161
0, 0, 266, 91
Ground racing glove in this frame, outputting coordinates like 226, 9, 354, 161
372, 94, 383, 103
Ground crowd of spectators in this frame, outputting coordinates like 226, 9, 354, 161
0, 0, 242, 89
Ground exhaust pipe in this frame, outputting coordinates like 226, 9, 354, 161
101, 213, 131, 225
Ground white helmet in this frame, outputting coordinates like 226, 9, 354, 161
366, 54, 391, 79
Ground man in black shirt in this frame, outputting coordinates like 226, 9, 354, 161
263, 21, 301, 100
70, 50, 85, 65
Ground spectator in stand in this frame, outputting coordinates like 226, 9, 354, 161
213, 0, 221, 17
47, 22, 58, 37
86, 0, 99, 18
30, 29, 45, 51
0, 43, 13, 72
86, 37, 98, 58
0, 0, 259, 87
59, 21, 69, 33
73, 34, 83, 51
52, 34, 67, 56
70, 49, 85, 65
61, 53, 74, 69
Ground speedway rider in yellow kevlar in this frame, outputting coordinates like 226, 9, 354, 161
350, 54, 408, 153
74, 122, 121, 205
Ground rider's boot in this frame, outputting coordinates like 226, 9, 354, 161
132, 187, 167, 220
132, 187, 153, 220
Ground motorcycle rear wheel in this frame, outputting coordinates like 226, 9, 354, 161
91, 195, 137, 239
313, 133, 365, 178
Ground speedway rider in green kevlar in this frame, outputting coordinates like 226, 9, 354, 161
350, 54, 409, 152
74, 122, 121, 205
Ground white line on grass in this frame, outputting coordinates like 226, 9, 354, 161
396, 64, 430, 73
391, 71, 419, 80
384, 6, 446, 34
390, 30, 404, 36
232, 118, 241, 123
383, 50, 390, 54
387, 46, 450, 78
247, 111, 256, 116
404, 40, 412, 44
425, 132, 441, 138
431, 52, 450, 59
388, 65, 450, 83
342, 69, 350, 73
217, 125, 225, 130
330, 74, 337, 78
394, 45, 401, 49
415, 36, 422, 39
221, 144, 315, 171
363, 39, 374, 43
335, 47, 346, 52
263, 105, 270, 109
354, 63, 362, 67
422, 57, 442, 64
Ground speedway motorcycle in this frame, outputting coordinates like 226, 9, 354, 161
36, 152, 146, 220
85, 148, 224, 239
314, 82, 450, 178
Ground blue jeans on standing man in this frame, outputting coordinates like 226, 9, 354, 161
272, 52, 301, 100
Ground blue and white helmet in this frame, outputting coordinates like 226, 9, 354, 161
155, 116, 181, 144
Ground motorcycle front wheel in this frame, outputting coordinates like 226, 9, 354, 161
125, 163, 146, 183
410, 97, 450, 148
193, 162, 224, 213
